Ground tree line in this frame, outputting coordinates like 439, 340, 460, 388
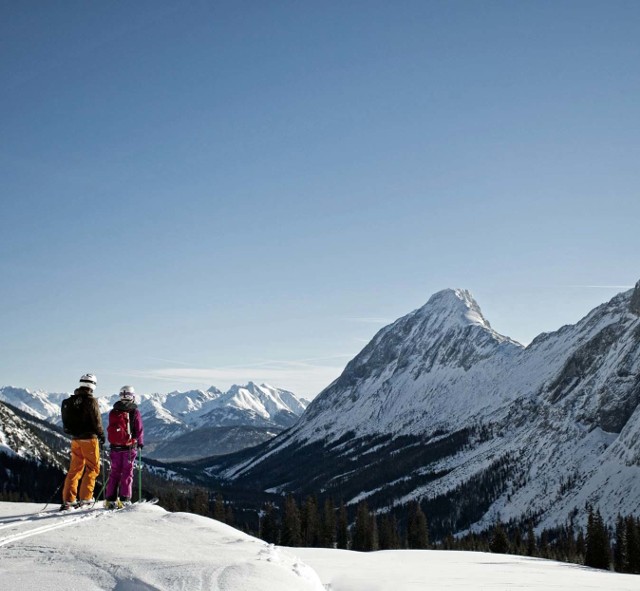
260, 496, 429, 551
167, 490, 640, 575
438, 506, 640, 574
0, 452, 65, 503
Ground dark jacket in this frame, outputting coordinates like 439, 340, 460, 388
71, 387, 105, 441
109, 399, 144, 450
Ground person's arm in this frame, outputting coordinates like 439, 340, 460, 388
91, 398, 105, 442
133, 409, 144, 447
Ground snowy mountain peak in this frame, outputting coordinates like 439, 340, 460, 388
0, 387, 66, 422
298, 288, 521, 435
222, 382, 308, 419
420, 288, 490, 329
1, 381, 309, 461
157, 388, 222, 416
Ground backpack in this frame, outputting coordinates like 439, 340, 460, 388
61, 395, 86, 435
107, 409, 136, 447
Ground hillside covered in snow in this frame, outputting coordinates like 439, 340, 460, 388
204, 282, 640, 535
2, 500, 638, 591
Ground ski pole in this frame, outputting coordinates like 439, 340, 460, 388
98, 445, 107, 497
41, 475, 66, 512
137, 446, 142, 502
94, 445, 108, 504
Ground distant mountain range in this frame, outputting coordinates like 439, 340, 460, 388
202, 281, 640, 536
0, 382, 309, 461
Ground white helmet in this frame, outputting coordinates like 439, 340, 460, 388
119, 385, 135, 401
79, 373, 97, 391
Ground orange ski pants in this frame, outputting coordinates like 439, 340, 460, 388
62, 438, 100, 503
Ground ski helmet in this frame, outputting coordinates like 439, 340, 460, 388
79, 373, 97, 391
119, 385, 135, 401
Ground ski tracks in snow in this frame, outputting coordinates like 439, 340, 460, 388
0, 506, 112, 548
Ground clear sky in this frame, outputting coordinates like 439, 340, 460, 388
1, 1, 638, 398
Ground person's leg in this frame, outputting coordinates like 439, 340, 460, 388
62, 440, 86, 504
106, 450, 124, 501
119, 448, 138, 501
78, 439, 100, 501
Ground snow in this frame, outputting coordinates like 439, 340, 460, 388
294, 547, 640, 591
2, 382, 308, 434
0, 387, 67, 422
1, 501, 639, 591
0, 501, 323, 591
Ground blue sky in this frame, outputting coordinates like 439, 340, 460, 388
1, 1, 638, 398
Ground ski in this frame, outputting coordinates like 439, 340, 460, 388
59, 501, 100, 512
104, 497, 159, 511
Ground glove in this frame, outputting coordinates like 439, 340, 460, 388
137, 443, 144, 449
98, 435, 106, 446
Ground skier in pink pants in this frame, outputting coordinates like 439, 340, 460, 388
105, 386, 144, 508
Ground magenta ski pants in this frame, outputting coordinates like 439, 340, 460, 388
106, 448, 137, 501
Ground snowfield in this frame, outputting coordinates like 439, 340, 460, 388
1, 502, 639, 590
0, 501, 323, 591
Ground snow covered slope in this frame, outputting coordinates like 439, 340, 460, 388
0, 501, 323, 591
207, 283, 640, 534
299, 288, 523, 439
195, 382, 308, 429
0, 400, 68, 467
1, 501, 638, 591
0, 387, 67, 422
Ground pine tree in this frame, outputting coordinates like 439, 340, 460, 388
319, 498, 336, 548
526, 522, 536, 556
281, 496, 302, 547
301, 496, 320, 547
352, 501, 373, 551
614, 515, 626, 573
225, 504, 234, 526
190, 488, 210, 516
336, 501, 349, 550
161, 488, 179, 512
442, 533, 456, 551
576, 529, 586, 560
260, 502, 280, 544
513, 527, 522, 555
625, 515, 640, 573
379, 513, 401, 550
489, 522, 510, 555
407, 502, 429, 549
177, 494, 190, 512
539, 530, 550, 559
565, 523, 577, 564
585, 508, 610, 570
370, 513, 379, 551
213, 493, 226, 522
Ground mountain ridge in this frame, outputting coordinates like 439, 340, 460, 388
203, 283, 640, 536
0, 382, 309, 461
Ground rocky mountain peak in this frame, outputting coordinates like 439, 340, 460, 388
630, 280, 640, 316
419, 288, 490, 329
